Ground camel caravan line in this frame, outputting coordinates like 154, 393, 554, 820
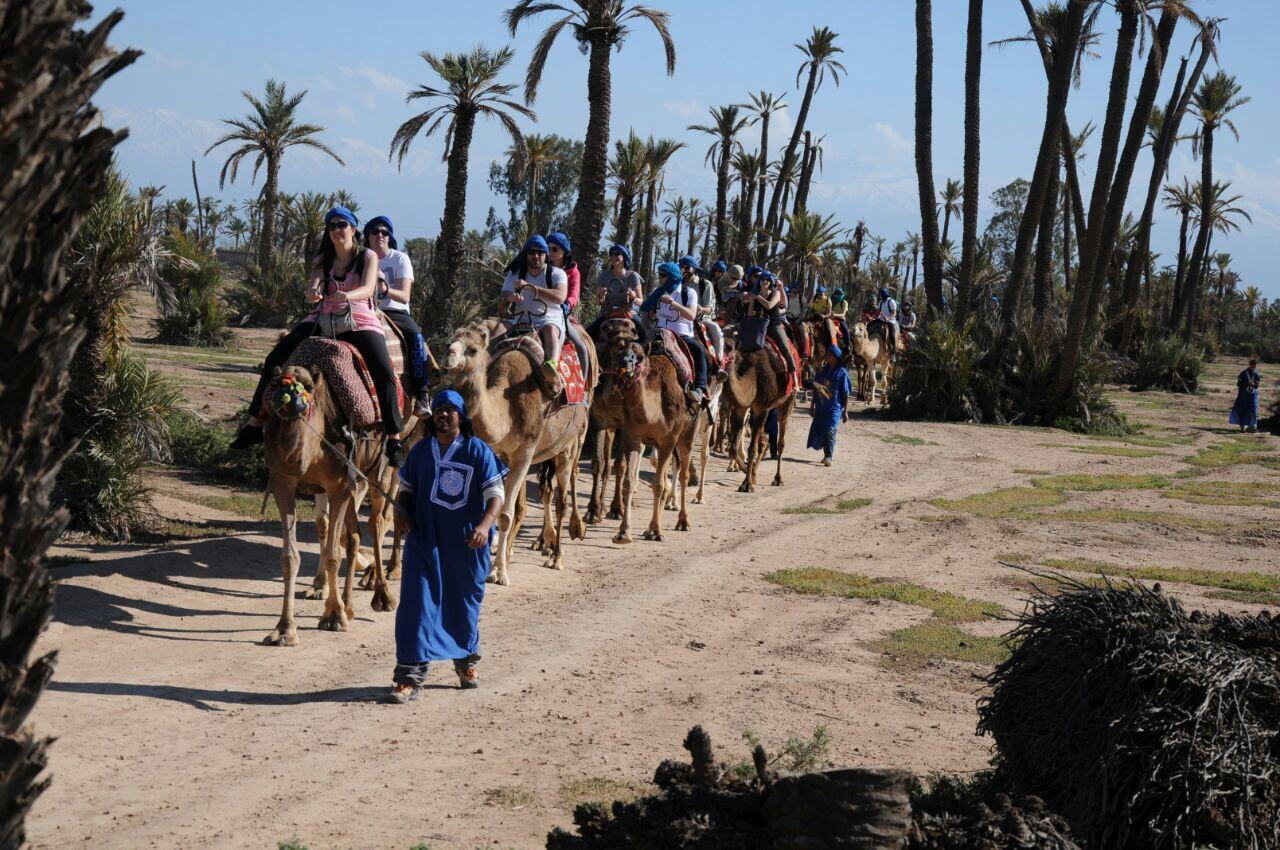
254, 266, 896, 646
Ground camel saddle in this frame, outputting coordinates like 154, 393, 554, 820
651, 328, 694, 387
765, 336, 800, 398
490, 324, 588, 406
286, 337, 391, 431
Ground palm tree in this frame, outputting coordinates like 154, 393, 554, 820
1163, 178, 1196, 321
1241, 285, 1262, 323
937, 178, 962, 249
730, 149, 766, 261
774, 211, 843, 301
743, 90, 786, 248
685, 197, 703, 256
1181, 71, 1248, 341
688, 104, 749, 261
288, 191, 329, 263
764, 26, 844, 257
390, 45, 534, 334
639, 137, 685, 277
792, 132, 825, 216
508, 132, 563, 232
205, 80, 342, 271
957, 0, 983, 322
662, 196, 686, 259
608, 130, 648, 253
1189, 181, 1251, 327
505, 0, 675, 270
1, 10, 135, 839
226, 215, 249, 251
915, 1, 944, 313
906, 232, 922, 294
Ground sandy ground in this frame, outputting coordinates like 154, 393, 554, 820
29, 332, 1279, 849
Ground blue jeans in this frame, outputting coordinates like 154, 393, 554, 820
385, 310, 429, 394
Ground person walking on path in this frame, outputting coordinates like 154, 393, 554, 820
806, 345, 851, 467
388, 389, 506, 703
1230, 358, 1262, 433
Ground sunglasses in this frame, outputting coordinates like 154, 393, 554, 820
327, 220, 351, 232
368, 228, 391, 237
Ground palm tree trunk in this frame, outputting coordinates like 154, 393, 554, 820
915, 0, 944, 315
794, 132, 815, 215
755, 115, 770, 254
615, 191, 635, 256
641, 182, 657, 280
1185, 223, 1214, 342
428, 107, 477, 335
766, 65, 818, 257
1181, 123, 1214, 343
957, 0, 983, 323
526, 169, 538, 232
1169, 209, 1191, 325
1062, 181, 1072, 293
687, 216, 696, 257
714, 144, 730, 261
940, 208, 952, 253
0, 5, 136, 845
257, 156, 280, 270
1033, 151, 1060, 320
735, 180, 753, 261
570, 33, 613, 275
1051, 1, 1140, 398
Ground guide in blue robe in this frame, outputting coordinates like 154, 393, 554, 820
807, 346, 851, 461
393, 392, 506, 685
1229, 363, 1260, 430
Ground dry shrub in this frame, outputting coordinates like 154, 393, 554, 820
977, 579, 1280, 849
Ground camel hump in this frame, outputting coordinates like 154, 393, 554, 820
490, 333, 562, 399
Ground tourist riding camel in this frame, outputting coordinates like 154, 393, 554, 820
490, 235, 568, 388
232, 206, 406, 466
588, 243, 645, 341
365, 215, 433, 416
641, 261, 714, 406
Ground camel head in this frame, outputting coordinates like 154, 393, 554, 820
599, 319, 643, 381
851, 322, 868, 341
269, 365, 320, 422
442, 323, 491, 381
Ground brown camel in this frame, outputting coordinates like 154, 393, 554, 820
720, 337, 797, 492
849, 322, 892, 404
441, 319, 596, 585
261, 365, 411, 646
592, 319, 709, 543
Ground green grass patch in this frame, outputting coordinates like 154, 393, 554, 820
560, 777, 649, 809
782, 496, 871, 515
836, 497, 872, 511
930, 486, 1065, 519
1186, 437, 1276, 470
1033, 508, 1225, 530
1012, 468, 1051, 475
764, 568, 1001, 622
1206, 589, 1280, 606
1030, 473, 1170, 492
1085, 433, 1195, 448
871, 621, 1010, 669
881, 434, 937, 446
483, 785, 534, 810
159, 486, 314, 521
1037, 557, 1280, 599
1163, 480, 1280, 508
1068, 444, 1166, 458
136, 517, 248, 542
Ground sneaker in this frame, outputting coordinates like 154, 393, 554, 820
229, 423, 264, 450
385, 438, 404, 468
541, 359, 560, 382
456, 664, 479, 690
688, 386, 706, 407
385, 684, 421, 704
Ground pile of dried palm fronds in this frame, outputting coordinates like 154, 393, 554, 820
978, 579, 1280, 848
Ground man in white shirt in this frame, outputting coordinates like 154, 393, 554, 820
494, 235, 568, 386
365, 216, 431, 414
680, 255, 723, 363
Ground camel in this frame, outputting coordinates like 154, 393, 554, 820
720, 336, 797, 492
441, 318, 596, 585
261, 364, 413, 646
849, 322, 892, 405
592, 319, 709, 543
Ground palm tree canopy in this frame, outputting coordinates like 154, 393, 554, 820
688, 105, 750, 168
1191, 71, 1249, 143
938, 178, 963, 217
774, 210, 843, 267
794, 25, 847, 90
504, 0, 676, 104
205, 79, 344, 189
742, 90, 786, 125
390, 45, 535, 167
508, 132, 563, 183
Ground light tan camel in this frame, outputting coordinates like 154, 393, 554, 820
261, 365, 412, 646
720, 337, 797, 492
441, 319, 597, 585
593, 319, 708, 543
849, 322, 892, 405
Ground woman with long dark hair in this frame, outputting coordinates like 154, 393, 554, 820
231, 206, 406, 466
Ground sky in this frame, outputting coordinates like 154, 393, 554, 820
92, 1, 1280, 298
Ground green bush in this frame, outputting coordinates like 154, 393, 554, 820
153, 230, 231, 346
227, 254, 309, 327
1129, 333, 1204, 393
166, 408, 267, 486
888, 313, 1126, 434
61, 352, 181, 539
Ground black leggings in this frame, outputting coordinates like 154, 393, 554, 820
768, 319, 797, 372
676, 332, 709, 390
249, 322, 404, 435
383, 310, 430, 393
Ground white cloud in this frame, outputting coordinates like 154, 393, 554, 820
871, 122, 912, 157
662, 98, 702, 120
341, 64, 409, 95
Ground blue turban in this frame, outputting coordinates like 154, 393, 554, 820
524, 235, 549, 255
608, 244, 631, 269
546, 232, 571, 254
364, 215, 396, 249
325, 206, 358, 228
745, 265, 762, 279
879, 288, 890, 299
712, 260, 728, 274
432, 389, 467, 420
828, 345, 842, 361
816, 285, 827, 294
657, 261, 683, 282
678, 255, 702, 273
760, 271, 775, 282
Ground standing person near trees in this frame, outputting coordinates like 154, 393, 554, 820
388, 390, 506, 703
492, 235, 568, 385
1230, 358, 1262, 433
589, 243, 645, 340
231, 206, 406, 466
547, 231, 589, 372
807, 345, 851, 467
365, 215, 431, 416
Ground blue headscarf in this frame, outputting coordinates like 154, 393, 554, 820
828, 345, 843, 362
760, 270, 775, 283
712, 259, 728, 274
524, 235, 549, 255
678, 255, 702, 274
816, 285, 827, 294
546, 232, 571, 254
879, 287, 891, 300
745, 265, 762, 280
325, 206, 358, 229
363, 215, 396, 249
640, 262, 688, 313
657, 261, 684, 283
432, 389, 467, 421
608, 244, 631, 270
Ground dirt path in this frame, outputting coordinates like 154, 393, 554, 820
30, 355, 1278, 849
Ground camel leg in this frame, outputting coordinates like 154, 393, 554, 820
367, 478, 397, 613
567, 431, 587, 541
305, 492, 329, 600
613, 442, 640, 545
544, 452, 570, 570
586, 427, 612, 524
340, 491, 361, 623
491, 448, 534, 587
643, 442, 674, 542
675, 428, 696, 531
663, 448, 679, 511
317, 488, 351, 632
740, 414, 765, 493
773, 398, 794, 487
607, 442, 625, 520
265, 475, 302, 646
726, 409, 747, 473
694, 415, 711, 505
